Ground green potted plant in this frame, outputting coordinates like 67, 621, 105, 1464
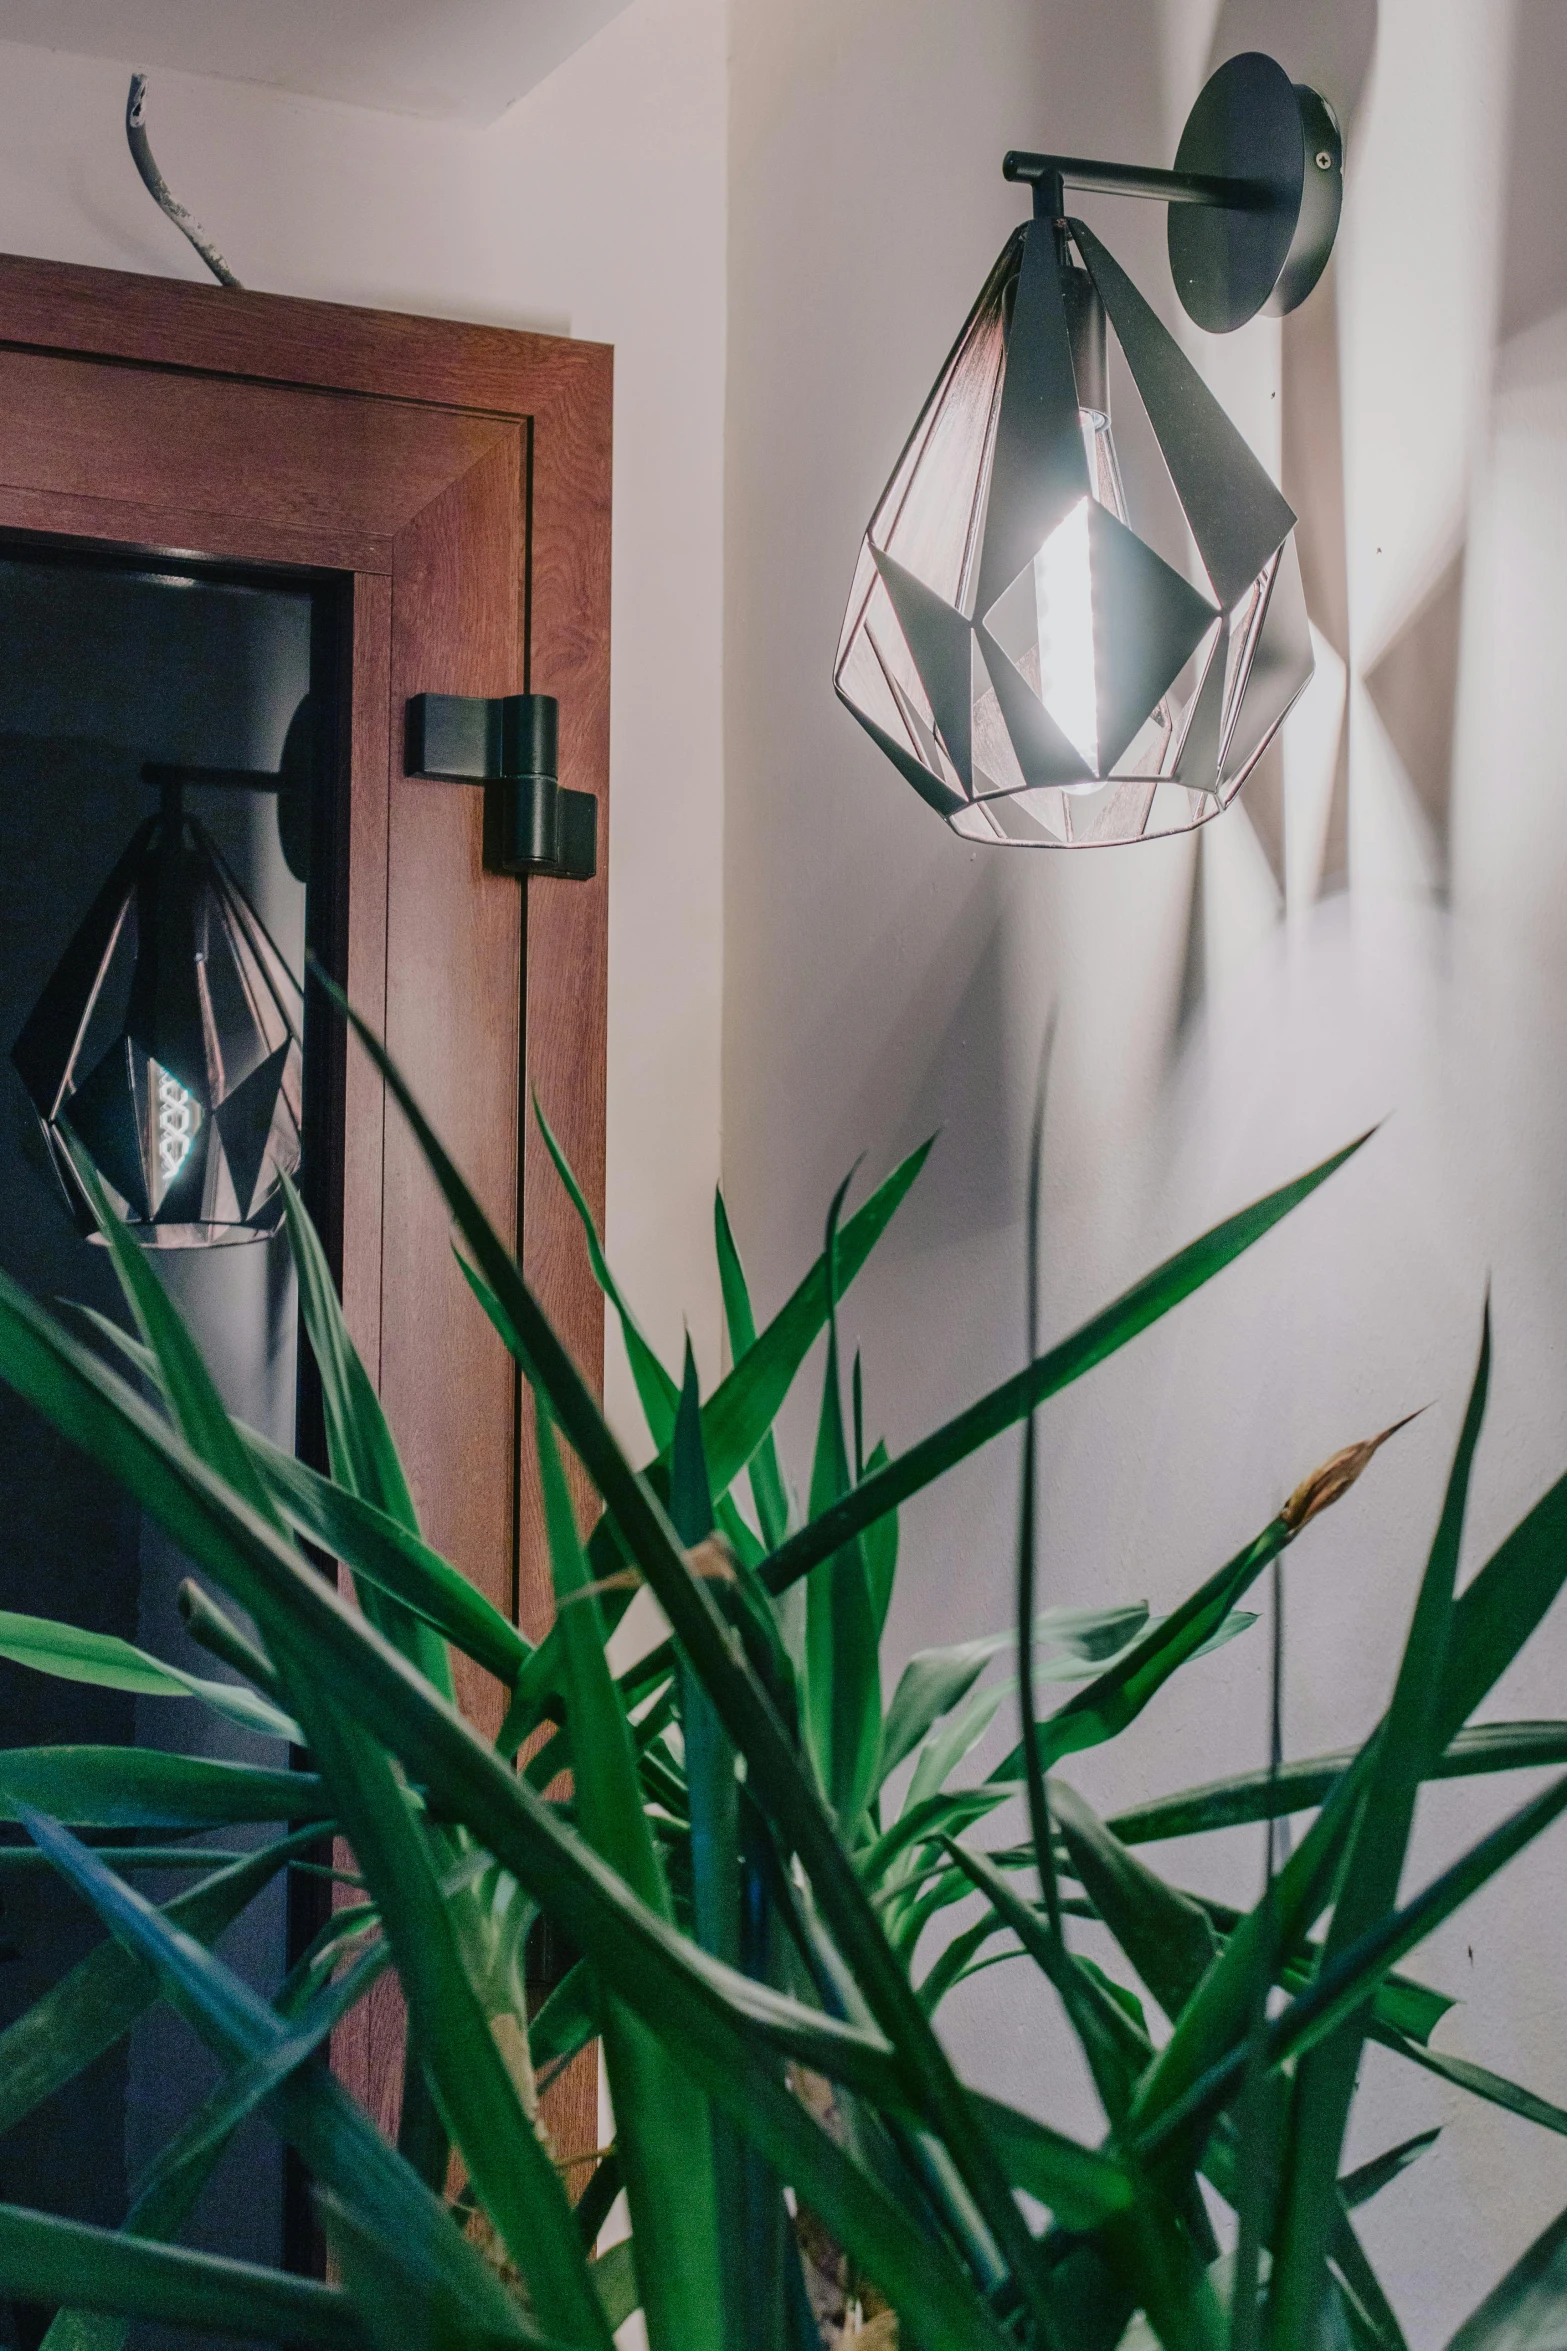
0, 997, 1561, 2348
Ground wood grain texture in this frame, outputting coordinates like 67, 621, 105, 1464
0, 485, 389, 575
0, 252, 611, 460
517, 342, 614, 1652
0, 347, 509, 542
0, 250, 612, 2195
381, 430, 525, 1740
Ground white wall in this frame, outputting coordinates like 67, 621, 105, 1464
10, 0, 1567, 2334
724, 0, 1567, 2336
0, 4, 729, 1442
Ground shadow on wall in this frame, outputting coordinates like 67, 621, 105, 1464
1205, 0, 1378, 130
1453, 0, 1567, 940
1163, 2, 1379, 1015
1353, 0, 1567, 906
836, 857, 1020, 1254
1498, 0, 1567, 346
1226, 0, 1376, 912
722, 0, 1179, 1261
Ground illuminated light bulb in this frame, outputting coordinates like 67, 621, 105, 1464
1032, 495, 1098, 775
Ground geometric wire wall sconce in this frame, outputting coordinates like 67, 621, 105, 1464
12, 767, 303, 1249
835, 54, 1343, 848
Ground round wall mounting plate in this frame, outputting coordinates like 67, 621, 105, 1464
1168, 52, 1343, 332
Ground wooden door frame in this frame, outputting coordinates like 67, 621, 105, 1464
0, 253, 612, 2160
0, 246, 611, 1593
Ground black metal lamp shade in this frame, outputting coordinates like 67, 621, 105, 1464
12, 792, 302, 1246
834, 213, 1315, 849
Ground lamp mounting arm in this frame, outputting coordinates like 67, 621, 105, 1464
1003, 154, 1277, 213
1007, 51, 1343, 330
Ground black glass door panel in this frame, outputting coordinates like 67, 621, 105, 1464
0, 547, 331, 2351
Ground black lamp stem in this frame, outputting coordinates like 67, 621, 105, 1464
1004, 151, 1278, 212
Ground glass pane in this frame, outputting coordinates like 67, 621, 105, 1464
0, 546, 331, 2342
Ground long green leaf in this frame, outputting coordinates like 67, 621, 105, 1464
1132, 1452, 1567, 2150
535, 1091, 680, 1449
945, 1839, 1147, 2127
666, 1351, 774, 2351
860, 1788, 1013, 1901
879, 1606, 1147, 1794
699, 1138, 936, 1500
1138, 1770, 1567, 2160
281, 1176, 455, 1696
38, 1932, 394, 2351
1185, 1892, 1454, 2046
248, 1429, 530, 1686
906, 1682, 1011, 1818
177, 1579, 282, 1695
1378, 2028, 1567, 2144
538, 1392, 725, 2351
540, 1098, 932, 1496
668, 1348, 740, 1962
1272, 1309, 1489, 2346
21, 1807, 558, 2343
1108, 1721, 1567, 1844
991, 1519, 1297, 1784
916, 1909, 1016, 2015
587, 2238, 640, 2334
970, 2094, 1135, 2230
1333, 2215, 1412, 2351
1048, 1779, 1218, 2030
0, 2203, 367, 2349
319, 2189, 552, 2351
1446, 2201, 1567, 2347
74, 1160, 605, 2351
805, 1175, 881, 1830
1339, 2129, 1439, 2212
1434, 1475, 1567, 1747
0, 1834, 311, 2137
764, 1133, 1372, 1595
714, 1188, 788, 1548
0, 1265, 1025, 2347
291, 1676, 612, 2350
0, 1606, 296, 1741
132, 1934, 391, 2216
325, 986, 1056, 2339
0, 1747, 325, 1827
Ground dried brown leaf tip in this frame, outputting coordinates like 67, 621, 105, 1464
561, 1533, 738, 1606
1281, 1410, 1424, 1534
686, 1534, 740, 1585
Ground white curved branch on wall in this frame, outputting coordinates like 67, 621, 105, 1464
125, 72, 242, 288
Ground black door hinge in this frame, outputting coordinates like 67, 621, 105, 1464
406, 693, 597, 881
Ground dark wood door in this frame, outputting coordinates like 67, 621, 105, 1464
0, 256, 611, 2160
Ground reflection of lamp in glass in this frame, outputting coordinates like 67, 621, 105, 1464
835, 52, 1342, 849
13, 774, 302, 1247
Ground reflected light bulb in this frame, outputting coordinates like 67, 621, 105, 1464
155, 1067, 197, 1181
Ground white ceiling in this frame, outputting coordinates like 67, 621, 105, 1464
0, 0, 637, 124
